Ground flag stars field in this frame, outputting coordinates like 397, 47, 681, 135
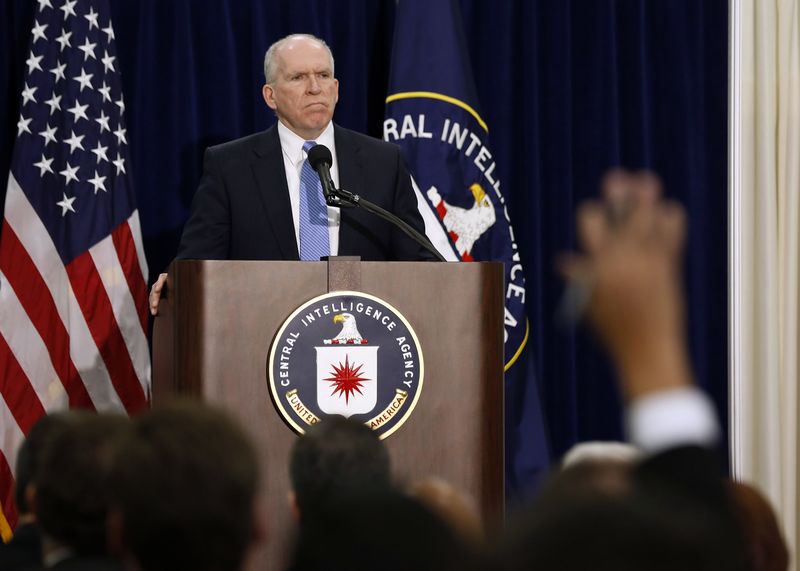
34, 155, 54, 176
49, 61, 66, 82
26, 53, 44, 73
85, 6, 99, 29
56, 29, 72, 51
14, 0, 133, 219
59, 162, 80, 184
78, 36, 97, 60
88, 171, 107, 194
44, 93, 62, 114
17, 116, 32, 135
32, 21, 49, 42
60, 0, 77, 19
91, 142, 108, 163
101, 50, 115, 72
66, 100, 89, 122
64, 131, 85, 153
39, 124, 58, 146
56, 192, 77, 215
95, 111, 110, 132
73, 67, 94, 91
22, 84, 38, 105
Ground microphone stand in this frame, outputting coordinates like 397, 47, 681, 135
325, 187, 446, 262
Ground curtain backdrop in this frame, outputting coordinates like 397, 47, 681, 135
730, 0, 800, 566
0, 0, 729, 497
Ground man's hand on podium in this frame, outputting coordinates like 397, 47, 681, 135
149, 273, 168, 316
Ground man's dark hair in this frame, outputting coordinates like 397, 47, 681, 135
289, 415, 391, 520
289, 489, 474, 571
34, 411, 129, 555
109, 400, 259, 571
497, 448, 750, 571
14, 412, 71, 514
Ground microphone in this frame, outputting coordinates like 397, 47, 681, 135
307, 143, 445, 261
307, 144, 337, 204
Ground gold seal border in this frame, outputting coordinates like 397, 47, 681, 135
267, 290, 425, 440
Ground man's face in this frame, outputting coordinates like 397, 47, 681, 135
262, 38, 339, 140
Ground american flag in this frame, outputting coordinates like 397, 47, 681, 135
0, 0, 150, 533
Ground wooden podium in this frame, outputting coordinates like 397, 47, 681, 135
152, 258, 504, 570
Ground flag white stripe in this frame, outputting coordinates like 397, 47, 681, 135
0, 395, 26, 478
4, 176, 123, 411
89, 236, 151, 396
127, 210, 149, 282
0, 271, 68, 413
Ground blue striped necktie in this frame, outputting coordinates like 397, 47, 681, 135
299, 140, 330, 261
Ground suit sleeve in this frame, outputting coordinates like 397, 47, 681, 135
389, 149, 437, 261
176, 147, 231, 260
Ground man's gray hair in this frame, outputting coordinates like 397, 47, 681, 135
263, 33, 335, 84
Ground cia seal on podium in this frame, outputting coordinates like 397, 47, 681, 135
267, 291, 424, 439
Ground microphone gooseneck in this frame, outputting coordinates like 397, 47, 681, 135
306, 144, 445, 262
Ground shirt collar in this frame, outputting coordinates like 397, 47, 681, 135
277, 120, 335, 167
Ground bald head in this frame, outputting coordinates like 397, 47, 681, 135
263, 34, 334, 84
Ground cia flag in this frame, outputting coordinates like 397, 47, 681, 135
0, 0, 150, 533
385, 0, 550, 495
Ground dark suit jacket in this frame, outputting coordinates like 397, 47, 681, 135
0, 522, 41, 570
177, 124, 433, 261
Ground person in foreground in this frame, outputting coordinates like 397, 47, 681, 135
0, 414, 70, 571
497, 170, 750, 570
33, 412, 128, 570
107, 401, 264, 571
287, 415, 392, 525
150, 33, 433, 315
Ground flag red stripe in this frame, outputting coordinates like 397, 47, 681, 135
111, 222, 148, 334
66, 253, 147, 413
0, 453, 18, 531
0, 222, 95, 409
0, 336, 46, 435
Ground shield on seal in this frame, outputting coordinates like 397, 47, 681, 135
315, 346, 378, 417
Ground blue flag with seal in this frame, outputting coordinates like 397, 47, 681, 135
384, 0, 550, 497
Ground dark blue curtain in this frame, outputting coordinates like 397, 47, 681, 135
0, 0, 728, 490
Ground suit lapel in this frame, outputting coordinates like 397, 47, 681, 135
335, 125, 363, 256
251, 125, 299, 260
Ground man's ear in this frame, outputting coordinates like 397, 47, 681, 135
287, 490, 300, 523
262, 84, 277, 110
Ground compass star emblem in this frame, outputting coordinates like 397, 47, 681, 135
324, 355, 371, 404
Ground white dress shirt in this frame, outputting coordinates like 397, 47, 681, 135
626, 386, 721, 454
278, 120, 341, 256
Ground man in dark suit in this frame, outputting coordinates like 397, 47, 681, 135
150, 34, 432, 314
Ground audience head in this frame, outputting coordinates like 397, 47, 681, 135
727, 480, 789, 571
34, 410, 129, 555
289, 489, 474, 571
14, 412, 72, 519
289, 414, 391, 522
561, 440, 641, 469
109, 400, 261, 571
409, 477, 483, 545
497, 448, 749, 571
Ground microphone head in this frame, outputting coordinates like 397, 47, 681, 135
307, 144, 333, 171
